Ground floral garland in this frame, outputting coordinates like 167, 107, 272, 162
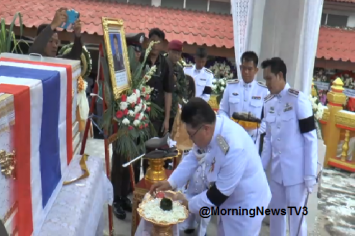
209, 62, 234, 96
309, 81, 325, 139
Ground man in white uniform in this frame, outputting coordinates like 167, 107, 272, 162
184, 47, 213, 102
151, 97, 271, 236
261, 57, 318, 236
218, 51, 268, 152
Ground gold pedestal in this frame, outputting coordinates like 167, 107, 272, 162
144, 156, 175, 183
152, 224, 173, 236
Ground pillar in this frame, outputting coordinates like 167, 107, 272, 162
323, 78, 346, 167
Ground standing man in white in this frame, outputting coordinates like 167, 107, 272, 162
184, 47, 213, 102
261, 57, 318, 236
218, 51, 268, 152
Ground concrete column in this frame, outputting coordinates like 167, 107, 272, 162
257, 0, 306, 89
151, 0, 161, 7
248, 0, 266, 64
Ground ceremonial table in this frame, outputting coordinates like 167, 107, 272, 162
39, 155, 113, 236
131, 170, 173, 236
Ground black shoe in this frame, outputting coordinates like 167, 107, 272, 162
113, 202, 126, 220
184, 229, 195, 234
119, 196, 132, 212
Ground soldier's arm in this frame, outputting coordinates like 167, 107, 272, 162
201, 71, 213, 101
296, 92, 318, 179
217, 84, 230, 118
188, 145, 246, 212
168, 150, 198, 189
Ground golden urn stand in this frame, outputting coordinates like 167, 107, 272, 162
144, 150, 181, 183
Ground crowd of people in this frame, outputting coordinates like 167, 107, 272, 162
27, 8, 318, 236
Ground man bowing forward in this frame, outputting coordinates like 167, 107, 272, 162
151, 97, 271, 235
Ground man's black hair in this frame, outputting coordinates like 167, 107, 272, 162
181, 97, 216, 128
37, 24, 56, 36
148, 28, 165, 40
241, 51, 258, 67
195, 47, 208, 58
261, 57, 287, 81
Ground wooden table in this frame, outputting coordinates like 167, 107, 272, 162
131, 170, 173, 236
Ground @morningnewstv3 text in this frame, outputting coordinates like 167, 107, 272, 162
198, 206, 308, 218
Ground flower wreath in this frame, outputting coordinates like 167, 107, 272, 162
310, 80, 325, 139
58, 44, 92, 78
111, 41, 162, 157
209, 62, 234, 95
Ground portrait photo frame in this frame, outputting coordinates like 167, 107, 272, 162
102, 17, 132, 98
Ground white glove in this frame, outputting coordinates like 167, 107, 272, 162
304, 176, 317, 193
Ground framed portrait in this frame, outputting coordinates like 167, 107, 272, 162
102, 17, 132, 97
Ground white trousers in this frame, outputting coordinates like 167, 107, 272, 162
269, 181, 308, 236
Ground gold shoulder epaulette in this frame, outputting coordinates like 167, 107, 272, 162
288, 88, 299, 97
264, 94, 275, 102
184, 64, 193, 68
216, 135, 229, 155
204, 68, 212, 74
227, 79, 239, 84
163, 53, 168, 57
257, 81, 267, 88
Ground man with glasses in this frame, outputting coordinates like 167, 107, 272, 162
150, 97, 271, 236
218, 51, 268, 153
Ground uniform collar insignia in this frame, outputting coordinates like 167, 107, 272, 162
200, 78, 206, 81
269, 107, 275, 113
232, 92, 239, 96
252, 96, 261, 100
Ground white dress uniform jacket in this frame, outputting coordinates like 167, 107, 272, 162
178, 150, 210, 236
218, 79, 268, 145
184, 65, 213, 102
168, 115, 271, 236
261, 83, 318, 236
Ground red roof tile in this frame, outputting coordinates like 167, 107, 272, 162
0, 0, 234, 48
317, 27, 355, 62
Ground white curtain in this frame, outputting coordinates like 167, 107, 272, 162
231, 0, 254, 79
300, 0, 324, 95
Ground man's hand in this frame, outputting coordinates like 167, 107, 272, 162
51, 8, 67, 30
173, 192, 188, 208
149, 180, 172, 195
161, 119, 169, 135
73, 19, 82, 37
304, 176, 317, 193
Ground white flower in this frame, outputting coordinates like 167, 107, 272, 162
219, 80, 225, 85
221, 87, 225, 91
212, 79, 217, 84
142, 103, 147, 111
128, 110, 135, 116
139, 112, 144, 120
122, 118, 130, 125
134, 105, 141, 113
212, 85, 217, 90
133, 120, 140, 126
135, 89, 141, 98
229, 74, 234, 79
120, 102, 128, 110
127, 93, 137, 104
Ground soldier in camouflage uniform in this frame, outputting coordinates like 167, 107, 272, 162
165, 40, 189, 129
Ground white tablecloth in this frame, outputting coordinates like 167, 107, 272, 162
39, 155, 113, 236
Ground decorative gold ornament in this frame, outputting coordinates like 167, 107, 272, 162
0, 150, 16, 179
144, 152, 180, 183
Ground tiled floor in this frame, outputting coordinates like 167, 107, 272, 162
84, 139, 354, 236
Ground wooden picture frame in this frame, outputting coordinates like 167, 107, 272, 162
102, 17, 132, 98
